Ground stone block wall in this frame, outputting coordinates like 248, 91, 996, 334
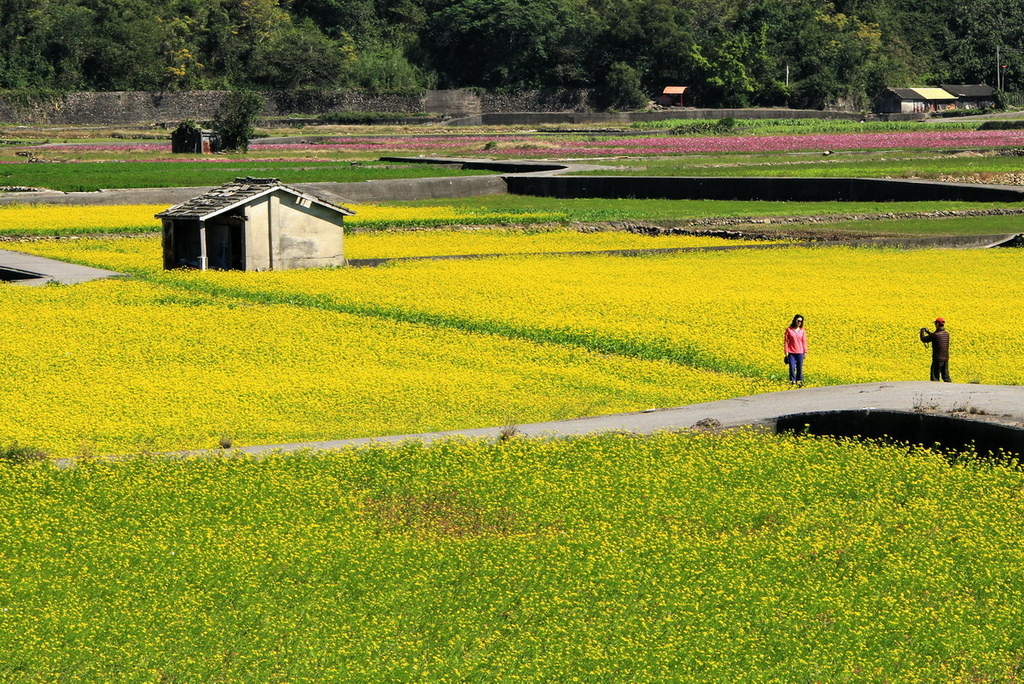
264, 91, 423, 116
0, 91, 228, 125
0, 87, 602, 125
0, 90, 428, 125
481, 89, 597, 113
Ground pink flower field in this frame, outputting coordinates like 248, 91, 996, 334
19, 128, 1024, 159
320, 129, 1024, 156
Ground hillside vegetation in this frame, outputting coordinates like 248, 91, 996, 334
1, 0, 1022, 109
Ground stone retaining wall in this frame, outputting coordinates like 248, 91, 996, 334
265, 91, 423, 117
0, 89, 604, 125
480, 89, 597, 113
0, 91, 227, 126
0, 89, 871, 126
0, 90, 427, 125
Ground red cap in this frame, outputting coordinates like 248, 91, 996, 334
935, 317, 945, 324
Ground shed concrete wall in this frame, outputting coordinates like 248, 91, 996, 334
244, 192, 345, 270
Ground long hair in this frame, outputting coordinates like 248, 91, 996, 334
790, 314, 804, 328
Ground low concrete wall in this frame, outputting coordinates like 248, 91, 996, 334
505, 176, 1024, 202
776, 410, 1024, 463
449, 109, 865, 126
378, 156, 568, 174
424, 89, 482, 116
298, 176, 509, 203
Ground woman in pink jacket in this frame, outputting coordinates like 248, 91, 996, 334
784, 314, 807, 385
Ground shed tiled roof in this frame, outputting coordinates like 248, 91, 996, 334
662, 86, 688, 95
156, 177, 354, 220
940, 84, 995, 97
887, 87, 921, 99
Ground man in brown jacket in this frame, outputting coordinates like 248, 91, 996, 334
919, 318, 951, 382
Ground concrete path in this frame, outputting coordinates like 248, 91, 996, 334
0, 248, 123, 285
231, 381, 1024, 455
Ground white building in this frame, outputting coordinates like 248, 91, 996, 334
157, 177, 354, 271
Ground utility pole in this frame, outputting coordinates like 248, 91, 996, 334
996, 46, 1021, 93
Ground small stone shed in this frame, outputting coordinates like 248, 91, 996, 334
156, 177, 354, 271
170, 126, 221, 154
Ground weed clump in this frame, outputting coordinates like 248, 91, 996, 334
0, 440, 47, 464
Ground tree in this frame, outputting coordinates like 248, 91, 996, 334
213, 90, 264, 153
249, 19, 349, 89
599, 62, 648, 110
423, 0, 591, 89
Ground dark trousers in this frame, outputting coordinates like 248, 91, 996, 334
787, 353, 804, 383
930, 359, 951, 382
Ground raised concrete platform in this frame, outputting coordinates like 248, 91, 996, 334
0, 248, 123, 285
507, 175, 1024, 203
231, 382, 1024, 455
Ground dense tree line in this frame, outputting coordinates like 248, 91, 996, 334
1, 0, 1022, 108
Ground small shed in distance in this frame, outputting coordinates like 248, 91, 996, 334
170, 125, 221, 154
875, 87, 958, 114
156, 177, 354, 271
656, 86, 689, 107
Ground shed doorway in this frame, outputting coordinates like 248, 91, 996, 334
206, 219, 245, 270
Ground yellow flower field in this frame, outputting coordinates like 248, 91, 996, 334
345, 202, 564, 228
0, 202, 566, 236
2, 431, 1024, 680
9, 234, 1024, 456
0, 202, 772, 254
0, 203, 163, 234
344, 228, 773, 258
127, 243, 1023, 386
0, 278, 767, 457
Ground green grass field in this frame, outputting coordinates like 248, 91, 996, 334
579, 150, 1024, 179
391, 195, 1024, 234
0, 160, 488, 192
